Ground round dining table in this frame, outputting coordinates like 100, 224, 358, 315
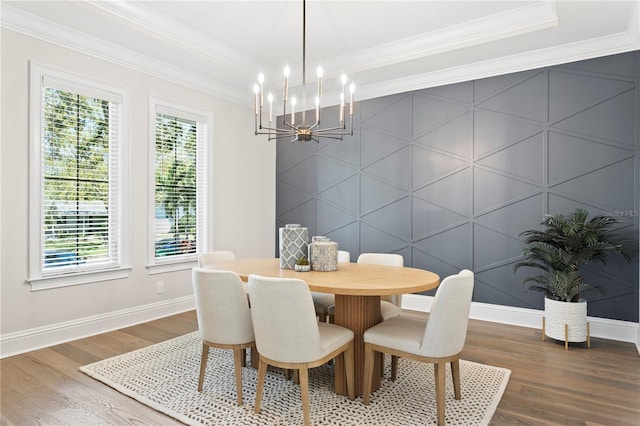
203, 257, 440, 396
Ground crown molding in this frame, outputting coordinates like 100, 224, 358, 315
2, 1, 638, 109
322, 0, 559, 77
0, 3, 248, 106
356, 13, 640, 104
86, 0, 274, 78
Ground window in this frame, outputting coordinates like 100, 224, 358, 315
148, 99, 210, 272
28, 63, 130, 290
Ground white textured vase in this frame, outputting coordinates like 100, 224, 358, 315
308, 236, 338, 272
544, 297, 588, 342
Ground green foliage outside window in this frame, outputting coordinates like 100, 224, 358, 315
43, 88, 110, 267
154, 113, 197, 257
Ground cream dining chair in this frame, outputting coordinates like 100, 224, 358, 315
248, 274, 355, 426
328, 252, 404, 376
362, 269, 474, 426
197, 250, 236, 267
311, 250, 350, 323
192, 268, 255, 406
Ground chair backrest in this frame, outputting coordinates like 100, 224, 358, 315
357, 252, 403, 267
357, 253, 403, 306
198, 250, 236, 267
248, 274, 323, 363
338, 250, 351, 262
420, 269, 474, 358
192, 268, 254, 344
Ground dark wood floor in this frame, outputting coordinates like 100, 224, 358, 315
1, 310, 639, 425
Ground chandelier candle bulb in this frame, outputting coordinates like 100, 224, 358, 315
253, 84, 259, 115
268, 93, 273, 123
350, 83, 355, 115
283, 65, 290, 101
317, 66, 323, 101
315, 96, 320, 123
258, 73, 264, 107
291, 97, 296, 125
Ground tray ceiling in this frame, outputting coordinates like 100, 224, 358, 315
2, 1, 639, 107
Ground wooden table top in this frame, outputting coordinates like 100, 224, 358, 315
203, 258, 440, 296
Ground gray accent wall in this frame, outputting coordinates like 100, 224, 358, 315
276, 51, 639, 322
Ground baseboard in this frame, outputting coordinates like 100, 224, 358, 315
0, 296, 195, 359
3, 294, 638, 359
402, 294, 640, 344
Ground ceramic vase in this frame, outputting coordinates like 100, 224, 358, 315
279, 224, 309, 269
308, 236, 339, 272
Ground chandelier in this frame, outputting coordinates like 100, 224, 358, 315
253, 0, 355, 143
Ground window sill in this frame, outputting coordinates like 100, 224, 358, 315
27, 267, 132, 291
146, 259, 198, 275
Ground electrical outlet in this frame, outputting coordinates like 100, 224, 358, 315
156, 281, 164, 294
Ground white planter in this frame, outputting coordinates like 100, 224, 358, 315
544, 297, 588, 343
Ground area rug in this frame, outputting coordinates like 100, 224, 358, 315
80, 332, 510, 425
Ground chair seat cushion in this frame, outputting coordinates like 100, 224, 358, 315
364, 316, 426, 355
311, 292, 335, 313
318, 323, 354, 354
380, 300, 401, 320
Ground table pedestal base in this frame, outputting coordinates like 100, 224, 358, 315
333, 294, 382, 396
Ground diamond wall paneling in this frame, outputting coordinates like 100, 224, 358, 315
413, 167, 472, 217
476, 133, 544, 184
412, 93, 469, 137
276, 51, 639, 321
412, 145, 469, 188
413, 112, 473, 159
475, 71, 546, 122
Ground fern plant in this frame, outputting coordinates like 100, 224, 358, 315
514, 208, 635, 302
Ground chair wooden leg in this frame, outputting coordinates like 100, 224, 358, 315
299, 366, 311, 426
254, 358, 268, 414
344, 342, 355, 401
451, 359, 461, 400
391, 355, 398, 381
241, 348, 247, 367
362, 343, 375, 405
434, 362, 446, 426
197, 343, 209, 392
232, 346, 244, 406
293, 369, 300, 384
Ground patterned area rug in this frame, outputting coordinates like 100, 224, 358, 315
80, 332, 510, 425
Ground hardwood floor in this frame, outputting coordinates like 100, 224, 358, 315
1, 310, 638, 425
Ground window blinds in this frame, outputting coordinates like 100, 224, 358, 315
40, 86, 121, 273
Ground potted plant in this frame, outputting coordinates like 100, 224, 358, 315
514, 208, 636, 348
295, 255, 311, 272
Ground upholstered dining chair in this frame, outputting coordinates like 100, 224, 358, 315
192, 268, 255, 406
312, 250, 350, 323
356, 253, 404, 319
248, 274, 355, 426
362, 269, 474, 426
197, 250, 236, 267
328, 252, 404, 375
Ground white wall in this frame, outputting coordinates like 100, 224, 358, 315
0, 29, 276, 357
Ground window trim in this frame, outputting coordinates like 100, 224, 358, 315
146, 96, 212, 274
27, 62, 131, 291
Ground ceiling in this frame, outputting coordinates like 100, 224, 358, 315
2, 1, 639, 108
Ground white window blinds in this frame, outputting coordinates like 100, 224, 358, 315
152, 103, 208, 263
35, 73, 124, 277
